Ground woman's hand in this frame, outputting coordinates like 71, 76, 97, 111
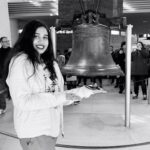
66, 93, 81, 102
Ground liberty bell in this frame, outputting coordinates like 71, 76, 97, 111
62, 11, 123, 77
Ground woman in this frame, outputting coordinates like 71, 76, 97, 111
131, 41, 149, 100
6, 20, 79, 150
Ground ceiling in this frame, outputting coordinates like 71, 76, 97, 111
8, 0, 123, 28
123, 0, 150, 13
7, 0, 150, 34
123, 0, 150, 34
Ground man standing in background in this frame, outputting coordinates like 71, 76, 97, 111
0, 36, 11, 115
131, 41, 149, 100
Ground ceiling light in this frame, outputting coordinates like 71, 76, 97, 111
123, 2, 135, 13
111, 30, 119, 35
28, 0, 41, 6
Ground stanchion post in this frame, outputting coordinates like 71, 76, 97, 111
148, 78, 150, 104
50, 26, 57, 59
125, 24, 133, 127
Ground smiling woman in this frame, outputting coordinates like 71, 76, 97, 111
5, 20, 80, 150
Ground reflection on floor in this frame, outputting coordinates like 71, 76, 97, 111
1, 79, 150, 150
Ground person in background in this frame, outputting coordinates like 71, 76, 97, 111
77, 76, 87, 86
113, 42, 126, 94
110, 46, 120, 88
64, 48, 78, 89
131, 41, 149, 100
5, 20, 80, 150
64, 48, 72, 64
57, 50, 66, 70
57, 50, 66, 84
0, 36, 11, 115
116, 41, 126, 94
90, 77, 102, 89
110, 45, 117, 85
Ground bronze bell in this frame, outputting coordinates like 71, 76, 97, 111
62, 24, 123, 76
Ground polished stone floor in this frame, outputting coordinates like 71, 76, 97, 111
1, 79, 150, 150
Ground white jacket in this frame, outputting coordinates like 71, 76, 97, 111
6, 53, 67, 138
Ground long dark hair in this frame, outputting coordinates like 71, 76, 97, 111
5, 20, 56, 80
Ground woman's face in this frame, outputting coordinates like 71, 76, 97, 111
33, 27, 49, 54
137, 42, 142, 50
